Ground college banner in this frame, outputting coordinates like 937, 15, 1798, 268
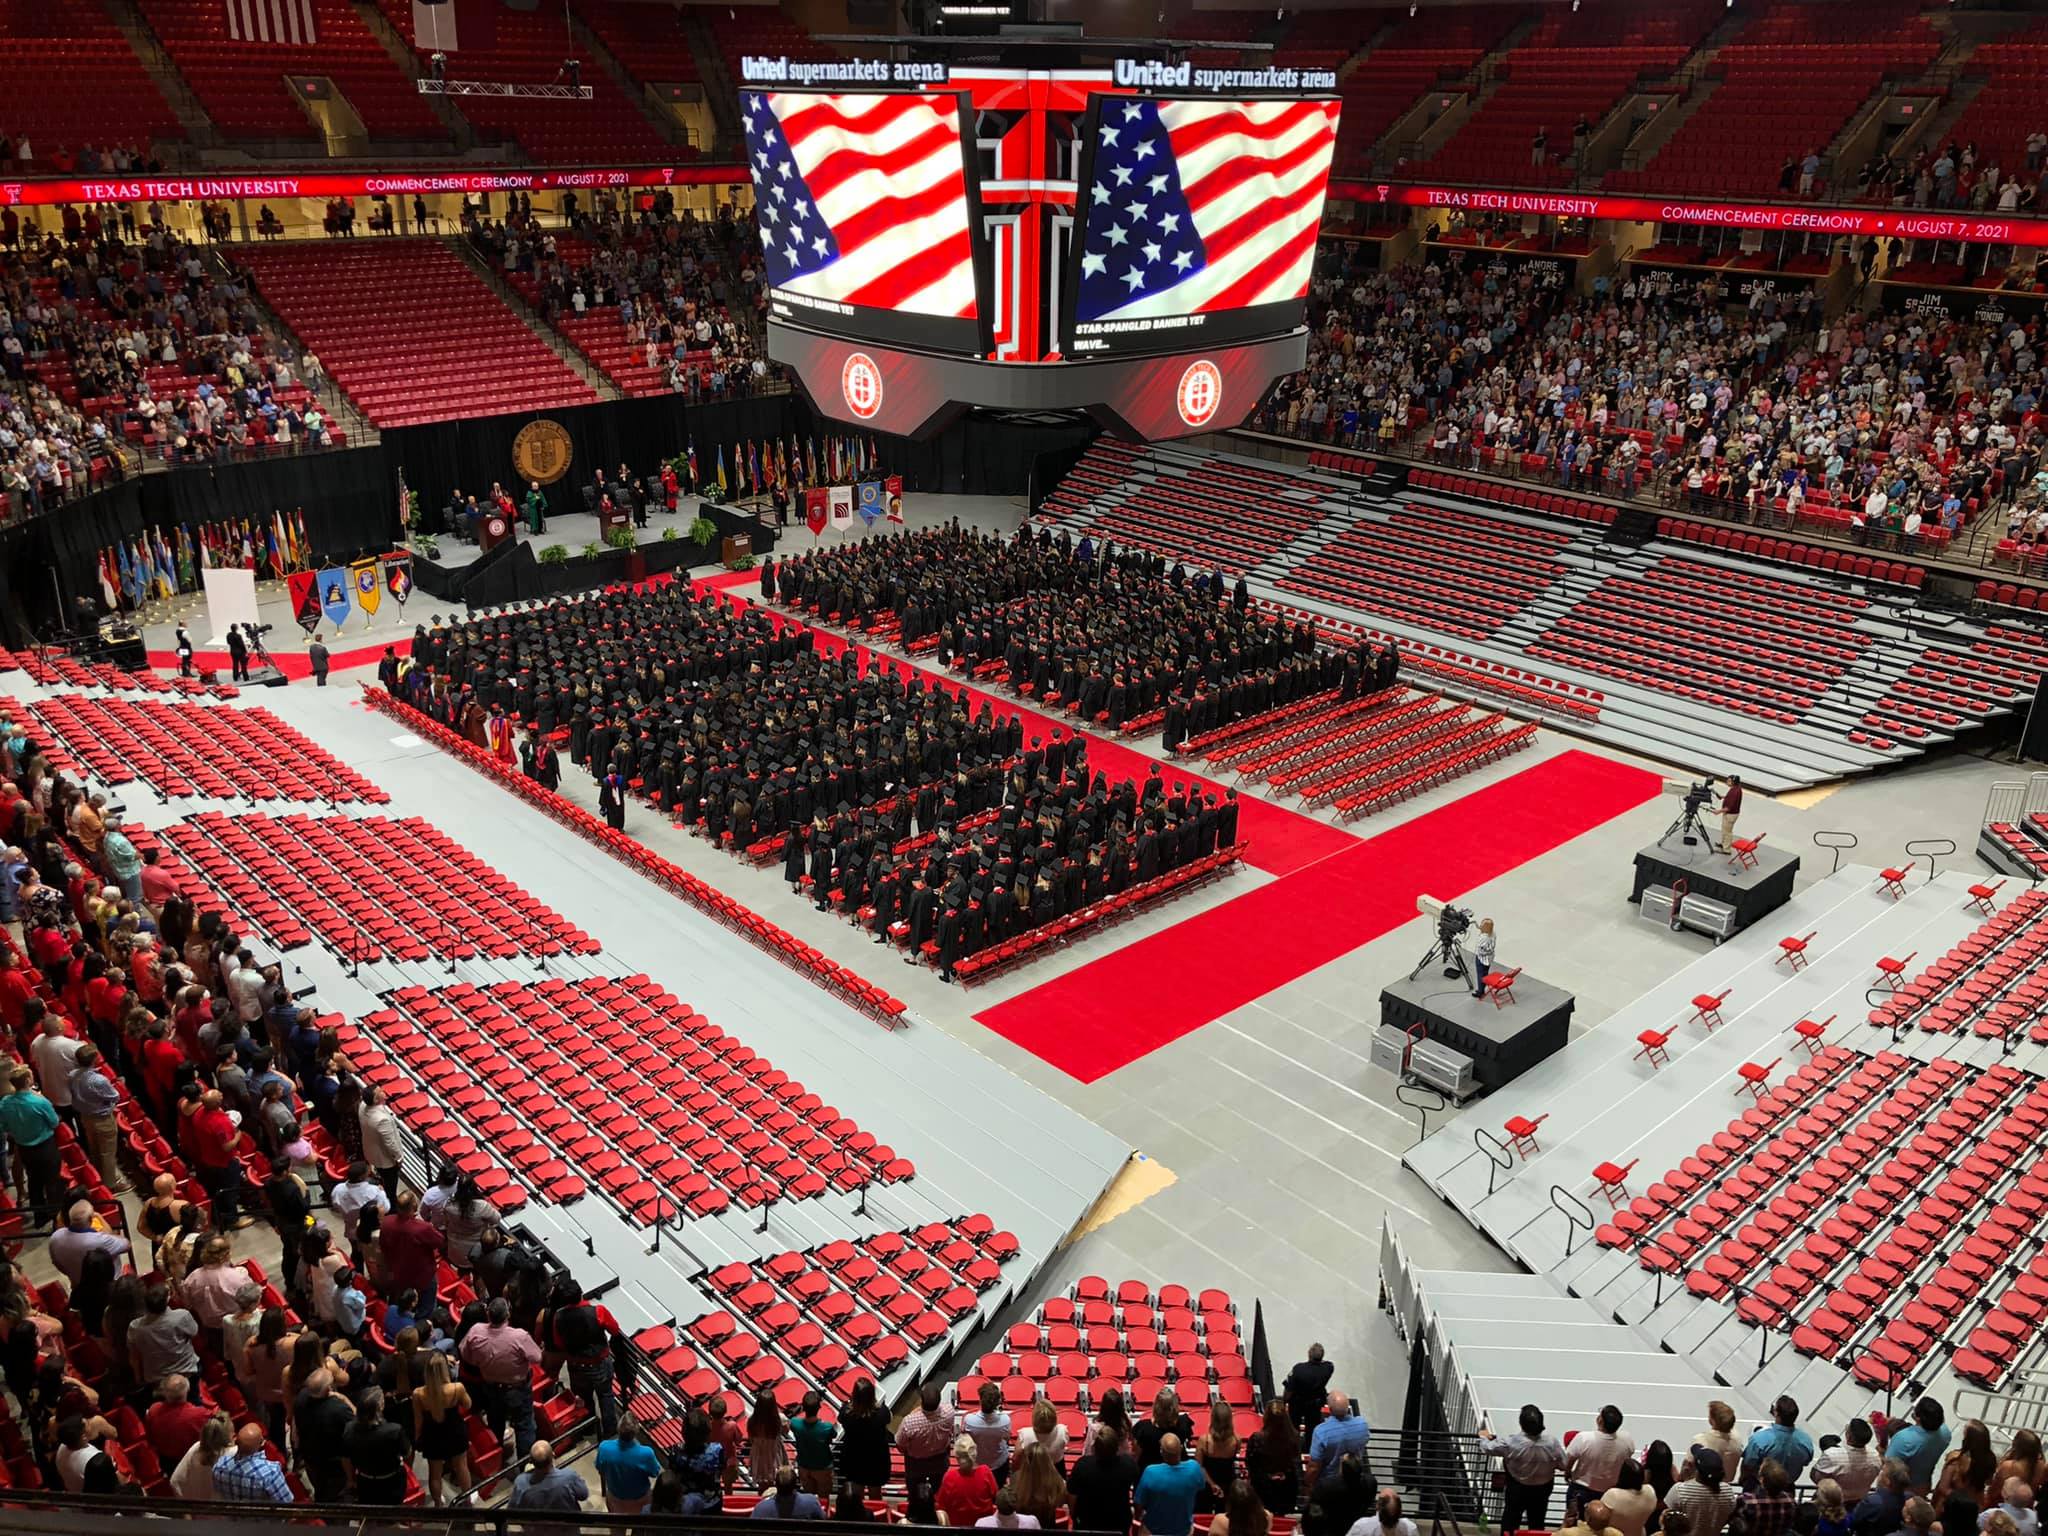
828, 484, 854, 531
885, 475, 904, 524
856, 480, 884, 526
317, 565, 352, 630
382, 553, 414, 607
350, 559, 382, 618
804, 488, 829, 536
287, 570, 321, 633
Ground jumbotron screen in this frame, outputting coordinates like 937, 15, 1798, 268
742, 88, 986, 355
1063, 96, 1340, 358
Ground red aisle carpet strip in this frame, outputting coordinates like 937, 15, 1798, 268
972, 749, 1662, 1083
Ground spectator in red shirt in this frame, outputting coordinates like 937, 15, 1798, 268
139, 1020, 186, 1134
146, 1374, 211, 1465
189, 1089, 247, 1230
380, 1191, 446, 1316
138, 849, 180, 916
172, 987, 210, 1067
0, 948, 39, 1047
129, 935, 166, 1014
545, 1278, 623, 1439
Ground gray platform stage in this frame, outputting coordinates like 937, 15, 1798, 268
1380, 973, 1574, 1092
1631, 839, 1802, 935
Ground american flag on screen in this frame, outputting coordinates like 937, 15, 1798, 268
1075, 97, 1339, 325
743, 92, 977, 319
224, 0, 319, 44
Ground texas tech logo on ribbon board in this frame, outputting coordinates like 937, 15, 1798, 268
1176, 360, 1223, 428
840, 352, 883, 420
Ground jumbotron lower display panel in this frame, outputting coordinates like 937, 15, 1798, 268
742, 89, 986, 355
769, 320, 1306, 441
1064, 96, 1340, 358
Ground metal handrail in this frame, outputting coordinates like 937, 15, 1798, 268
1475, 1126, 1514, 1196
1398, 1079, 1448, 1147
1548, 1182, 1598, 1259
1813, 830, 1859, 874
1905, 837, 1957, 879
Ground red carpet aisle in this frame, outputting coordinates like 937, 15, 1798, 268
690, 569, 1357, 879
145, 635, 412, 680
972, 750, 1663, 1082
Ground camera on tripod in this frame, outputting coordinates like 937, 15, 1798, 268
1436, 903, 1473, 946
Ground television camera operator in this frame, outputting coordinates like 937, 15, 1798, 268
1465, 917, 1497, 999
1715, 775, 1742, 854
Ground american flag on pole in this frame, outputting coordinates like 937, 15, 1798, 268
224, 0, 319, 44
742, 91, 977, 319
1074, 97, 1339, 326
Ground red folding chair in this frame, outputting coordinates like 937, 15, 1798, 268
1690, 989, 1731, 1030
1877, 860, 1914, 900
1775, 932, 1817, 972
1728, 833, 1765, 871
1874, 952, 1917, 991
1634, 1028, 1673, 1068
1592, 1159, 1637, 1207
1967, 879, 2007, 915
1791, 1014, 1834, 1054
1482, 967, 1522, 1008
1734, 1058, 1780, 1101
1503, 1113, 1547, 1159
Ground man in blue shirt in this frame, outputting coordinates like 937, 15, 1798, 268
1134, 1435, 1205, 1536
1310, 1392, 1371, 1485
1740, 1396, 1815, 1489
212, 1424, 295, 1503
1887, 1398, 1951, 1494
0, 1065, 61, 1216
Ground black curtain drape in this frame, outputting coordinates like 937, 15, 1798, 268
383, 393, 799, 517
0, 447, 396, 644
788, 402, 1099, 497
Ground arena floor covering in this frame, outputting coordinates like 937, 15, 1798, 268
115, 492, 2042, 1432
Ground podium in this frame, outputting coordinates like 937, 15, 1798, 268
478, 511, 513, 554
722, 532, 752, 571
597, 501, 632, 543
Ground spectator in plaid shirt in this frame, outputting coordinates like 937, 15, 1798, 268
1740, 1460, 1800, 1536
211, 1422, 293, 1503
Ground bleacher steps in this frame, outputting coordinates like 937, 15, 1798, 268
101, 0, 217, 146
450, 237, 625, 401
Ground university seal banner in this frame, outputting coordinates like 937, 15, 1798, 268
511, 419, 574, 486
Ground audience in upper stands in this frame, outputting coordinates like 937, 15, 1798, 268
467, 191, 773, 400
1265, 240, 2047, 555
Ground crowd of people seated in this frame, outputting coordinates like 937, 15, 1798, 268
0, 216, 338, 515
1264, 242, 2048, 553
467, 191, 773, 400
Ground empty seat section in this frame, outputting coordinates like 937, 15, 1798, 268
236, 240, 599, 427
1607, 0, 1941, 198
1, 0, 182, 151
135, 0, 445, 141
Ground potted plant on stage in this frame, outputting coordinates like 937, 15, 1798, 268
607, 524, 645, 584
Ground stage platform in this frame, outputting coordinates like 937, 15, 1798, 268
1379, 973, 1573, 1092
0, 665, 1133, 1405
1403, 863, 2048, 1429
1631, 838, 1801, 937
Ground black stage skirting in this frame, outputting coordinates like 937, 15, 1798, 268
1379, 972, 1575, 1091
1631, 840, 1800, 935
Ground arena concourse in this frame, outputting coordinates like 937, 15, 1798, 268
7, 0, 2048, 1532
